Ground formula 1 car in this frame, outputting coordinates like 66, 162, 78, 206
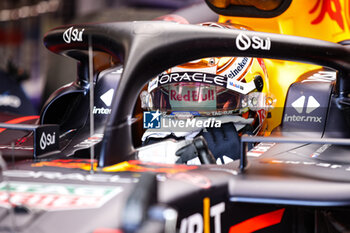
0, 20, 349, 233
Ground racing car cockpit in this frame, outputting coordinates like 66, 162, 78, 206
40, 20, 350, 166
1, 19, 350, 233
136, 22, 271, 165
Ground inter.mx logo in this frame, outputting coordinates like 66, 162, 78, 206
291, 95, 320, 114
143, 110, 161, 129
284, 95, 322, 123
93, 89, 114, 115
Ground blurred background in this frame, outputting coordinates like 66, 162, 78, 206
0, 0, 207, 115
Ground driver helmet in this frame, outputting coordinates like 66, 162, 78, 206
140, 22, 271, 135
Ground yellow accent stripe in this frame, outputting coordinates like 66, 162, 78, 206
102, 161, 131, 172
203, 197, 210, 233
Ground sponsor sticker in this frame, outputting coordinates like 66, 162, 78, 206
221, 57, 251, 79
247, 143, 275, 157
267, 159, 344, 170
4, 169, 138, 183
40, 132, 56, 150
35, 125, 59, 156
157, 72, 226, 87
149, 72, 256, 95
0, 181, 122, 211
100, 89, 114, 107
93, 107, 111, 114
148, 77, 159, 92
301, 71, 336, 83
179, 198, 225, 233
236, 33, 271, 51
169, 85, 216, 111
73, 134, 103, 148
93, 89, 114, 115
63, 26, 85, 44
284, 95, 322, 123
226, 78, 256, 95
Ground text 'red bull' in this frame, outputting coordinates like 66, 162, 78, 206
170, 90, 215, 101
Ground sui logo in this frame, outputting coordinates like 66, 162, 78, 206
39, 132, 56, 150
143, 110, 161, 129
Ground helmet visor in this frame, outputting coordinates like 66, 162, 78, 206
149, 82, 244, 115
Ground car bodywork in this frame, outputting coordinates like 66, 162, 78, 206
0, 20, 349, 233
